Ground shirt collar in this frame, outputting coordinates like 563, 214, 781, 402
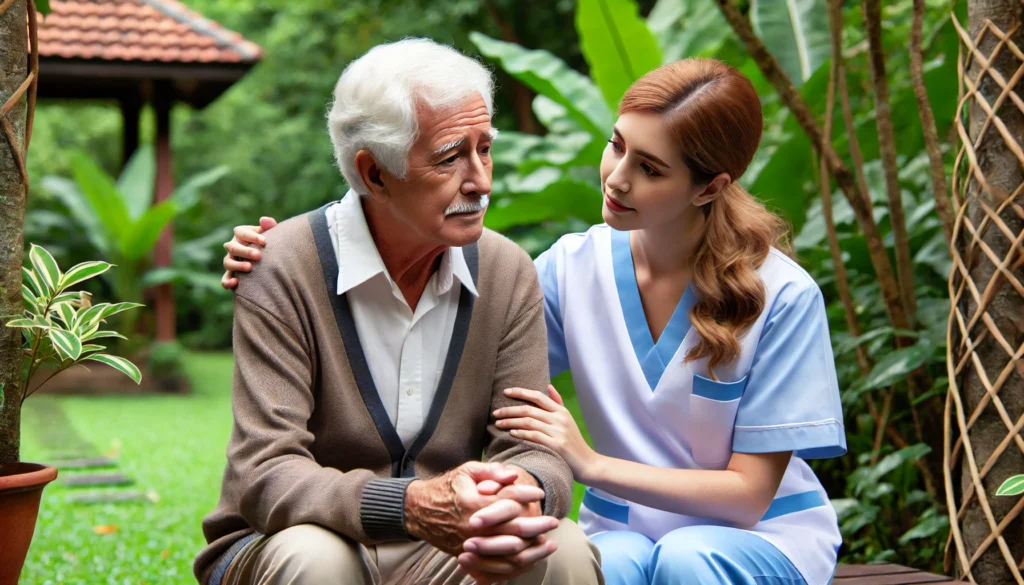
328, 191, 478, 298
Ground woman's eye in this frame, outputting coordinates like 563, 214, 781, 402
641, 163, 658, 177
607, 139, 623, 153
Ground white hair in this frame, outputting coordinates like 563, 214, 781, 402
326, 38, 496, 194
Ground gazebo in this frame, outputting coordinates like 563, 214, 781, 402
35, 0, 262, 341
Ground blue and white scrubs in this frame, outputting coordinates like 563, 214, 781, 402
534, 225, 846, 585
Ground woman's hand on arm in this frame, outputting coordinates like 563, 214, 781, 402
494, 385, 600, 481
221, 217, 278, 290
495, 387, 792, 528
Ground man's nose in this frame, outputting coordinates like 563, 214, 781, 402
462, 152, 492, 195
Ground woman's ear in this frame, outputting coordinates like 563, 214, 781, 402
693, 173, 732, 207
355, 150, 389, 202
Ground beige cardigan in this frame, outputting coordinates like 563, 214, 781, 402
194, 206, 572, 583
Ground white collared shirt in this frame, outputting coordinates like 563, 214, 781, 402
326, 192, 479, 447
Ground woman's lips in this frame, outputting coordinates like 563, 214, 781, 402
605, 196, 634, 213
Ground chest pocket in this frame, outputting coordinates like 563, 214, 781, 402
689, 374, 748, 469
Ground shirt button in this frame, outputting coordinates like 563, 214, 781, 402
406, 388, 414, 396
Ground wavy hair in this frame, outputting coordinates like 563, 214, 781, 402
619, 59, 791, 378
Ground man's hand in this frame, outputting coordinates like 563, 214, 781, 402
402, 462, 546, 555
457, 467, 560, 584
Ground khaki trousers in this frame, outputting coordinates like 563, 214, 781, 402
221, 519, 603, 585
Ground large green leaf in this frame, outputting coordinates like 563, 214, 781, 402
86, 354, 142, 384
117, 144, 156, 221
857, 341, 935, 392
58, 261, 112, 292
487, 168, 604, 231
22, 267, 44, 299
35, 0, 50, 14
750, 0, 829, 87
40, 176, 109, 255
29, 244, 61, 295
470, 32, 614, 141
493, 131, 601, 174
577, 0, 662, 110
119, 201, 177, 261
70, 152, 131, 249
170, 165, 230, 212
141, 268, 224, 292
898, 510, 948, 544
533, 96, 583, 134
648, 0, 731, 62
997, 475, 1024, 497
49, 328, 83, 362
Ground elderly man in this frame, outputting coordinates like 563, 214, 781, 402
196, 39, 602, 585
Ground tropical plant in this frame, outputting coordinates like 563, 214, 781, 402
39, 146, 228, 345
1, 244, 142, 421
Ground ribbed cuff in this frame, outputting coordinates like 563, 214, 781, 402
360, 477, 418, 541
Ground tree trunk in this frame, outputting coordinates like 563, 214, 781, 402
960, 0, 1024, 582
0, 0, 28, 466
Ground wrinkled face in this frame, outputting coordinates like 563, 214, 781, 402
599, 111, 710, 231
379, 93, 495, 248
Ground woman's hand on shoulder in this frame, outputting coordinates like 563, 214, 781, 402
221, 217, 278, 290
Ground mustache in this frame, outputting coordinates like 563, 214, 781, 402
444, 194, 490, 216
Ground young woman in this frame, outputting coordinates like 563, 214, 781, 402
220, 59, 845, 585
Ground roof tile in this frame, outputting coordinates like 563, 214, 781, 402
38, 0, 262, 64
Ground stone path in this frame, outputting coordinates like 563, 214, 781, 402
26, 397, 149, 504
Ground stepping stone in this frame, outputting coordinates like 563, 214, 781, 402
51, 456, 117, 469
67, 490, 149, 505
63, 473, 134, 487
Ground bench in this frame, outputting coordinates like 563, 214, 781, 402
835, 564, 967, 584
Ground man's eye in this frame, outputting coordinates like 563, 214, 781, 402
439, 154, 458, 165
481, 146, 491, 155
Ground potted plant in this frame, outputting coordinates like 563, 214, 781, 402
0, 244, 142, 585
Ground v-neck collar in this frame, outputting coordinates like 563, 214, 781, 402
310, 204, 479, 477
611, 228, 697, 391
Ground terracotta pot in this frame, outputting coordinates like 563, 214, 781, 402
0, 463, 57, 585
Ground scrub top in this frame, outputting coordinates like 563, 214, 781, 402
534, 225, 846, 585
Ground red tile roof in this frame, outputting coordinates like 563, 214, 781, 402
37, 0, 262, 64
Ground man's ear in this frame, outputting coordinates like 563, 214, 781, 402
355, 150, 388, 201
693, 173, 732, 207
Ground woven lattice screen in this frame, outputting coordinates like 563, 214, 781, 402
944, 7, 1024, 585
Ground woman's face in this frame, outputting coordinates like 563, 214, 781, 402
599, 111, 724, 232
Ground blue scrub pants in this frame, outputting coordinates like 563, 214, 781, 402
591, 526, 809, 585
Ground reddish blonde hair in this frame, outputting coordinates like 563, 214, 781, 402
619, 58, 791, 378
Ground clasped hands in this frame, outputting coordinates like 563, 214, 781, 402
403, 461, 559, 584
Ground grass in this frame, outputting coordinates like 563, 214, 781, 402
19, 353, 589, 584
20, 352, 237, 585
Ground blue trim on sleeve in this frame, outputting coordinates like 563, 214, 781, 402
760, 490, 825, 521
692, 374, 748, 401
583, 487, 630, 524
733, 419, 848, 459
611, 229, 698, 391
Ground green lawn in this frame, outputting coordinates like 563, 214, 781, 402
19, 353, 587, 584
20, 352, 237, 585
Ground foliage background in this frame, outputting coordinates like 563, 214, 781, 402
22, 0, 962, 575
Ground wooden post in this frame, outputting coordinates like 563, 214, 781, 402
152, 81, 175, 342
120, 95, 140, 169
